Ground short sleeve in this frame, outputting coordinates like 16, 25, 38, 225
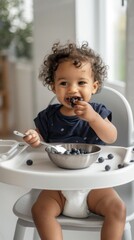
90, 102, 112, 121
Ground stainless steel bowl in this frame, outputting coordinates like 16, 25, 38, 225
46, 143, 101, 169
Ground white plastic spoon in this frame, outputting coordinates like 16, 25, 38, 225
13, 130, 66, 154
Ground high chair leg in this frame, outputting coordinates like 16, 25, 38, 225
13, 219, 26, 240
13, 218, 35, 240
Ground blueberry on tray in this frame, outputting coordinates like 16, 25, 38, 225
98, 157, 105, 163
107, 153, 114, 159
105, 165, 111, 171
26, 159, 33, 166
118, 164, 124, 169
130, 159, 134, 162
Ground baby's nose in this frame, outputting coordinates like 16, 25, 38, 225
68, 84, 78, 93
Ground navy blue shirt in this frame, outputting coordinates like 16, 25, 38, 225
34, 103, 112, 145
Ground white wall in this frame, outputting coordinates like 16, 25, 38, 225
0, 59, 34, 134
125, 0, 134, 115
14, 61, 34, 132
33, 0, 76, 114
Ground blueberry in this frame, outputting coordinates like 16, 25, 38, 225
26, 159, 33, 166
107, 154, 114, 159
78, 97, 83, 101
76, 149, 81, 154
70, 148, 80, 155
70, 148, 76, 153
64, 150, 70, 155
79, 149, 86, 154
69, 97, 83, 107
98, 157, 105, 163
63, 147, 89, 155
70, 98, 75, 107
118, 164, 124, 169
130, 159, 134, 162
74, 149, 80, 155
105, 165, 111, 171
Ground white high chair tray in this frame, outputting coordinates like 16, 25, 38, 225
0, 139, 17, 154
0, 141, 134, 190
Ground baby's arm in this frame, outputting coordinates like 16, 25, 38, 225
23, 129, 42, 148
74, 101, 117, 144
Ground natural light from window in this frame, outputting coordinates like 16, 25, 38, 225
103, 0, 127, 83
76, 0, 127, 85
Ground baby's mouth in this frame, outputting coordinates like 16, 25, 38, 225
66, 96, 83, 107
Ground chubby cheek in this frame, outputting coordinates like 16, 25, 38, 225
56, 92, 65, 104
85, 94, 91, 102
82, 91, 92, 102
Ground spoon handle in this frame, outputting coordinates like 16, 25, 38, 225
13, 130, 26, 138
13, 130, 55, 148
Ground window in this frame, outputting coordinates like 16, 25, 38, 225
76, 0, 127, 84
99, 0, 127, 83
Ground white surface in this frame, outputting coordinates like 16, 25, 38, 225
1, 142, 134, 190
0, 140, 17, 155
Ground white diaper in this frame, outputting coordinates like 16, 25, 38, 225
62, 190, 90, 218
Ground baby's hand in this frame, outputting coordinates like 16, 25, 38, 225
23, 129, 41, 147
74, 101, 96, 122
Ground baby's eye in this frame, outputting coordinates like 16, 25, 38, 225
78, 81, 87, 85
59, 81, 67, 86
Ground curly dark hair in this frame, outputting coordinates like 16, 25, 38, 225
39, 41, 108, 93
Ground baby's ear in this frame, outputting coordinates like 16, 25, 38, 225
50, 83, 55, 93
92, 80, 99, 94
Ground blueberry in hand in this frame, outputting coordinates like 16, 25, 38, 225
70, 97, 76, 107
70, 97, 83, 107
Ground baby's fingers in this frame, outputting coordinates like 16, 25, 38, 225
24, 129, 37, 136
23, 130, 40, 147
74, 104, 85, 112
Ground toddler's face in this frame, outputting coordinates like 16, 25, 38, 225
52, 61, 98, 109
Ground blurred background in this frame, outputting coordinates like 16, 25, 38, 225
0, 0, 134, 239
0, 0, 33, 137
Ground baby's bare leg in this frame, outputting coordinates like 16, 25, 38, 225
87, 188, 126, 240
31, 190, 65, 240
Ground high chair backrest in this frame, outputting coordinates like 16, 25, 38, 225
49, 86, 134, 147
92, 86, 134, 147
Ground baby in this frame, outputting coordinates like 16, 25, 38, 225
23, 41, 126, 240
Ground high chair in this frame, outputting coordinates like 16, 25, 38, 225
13, 86, 134, 240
